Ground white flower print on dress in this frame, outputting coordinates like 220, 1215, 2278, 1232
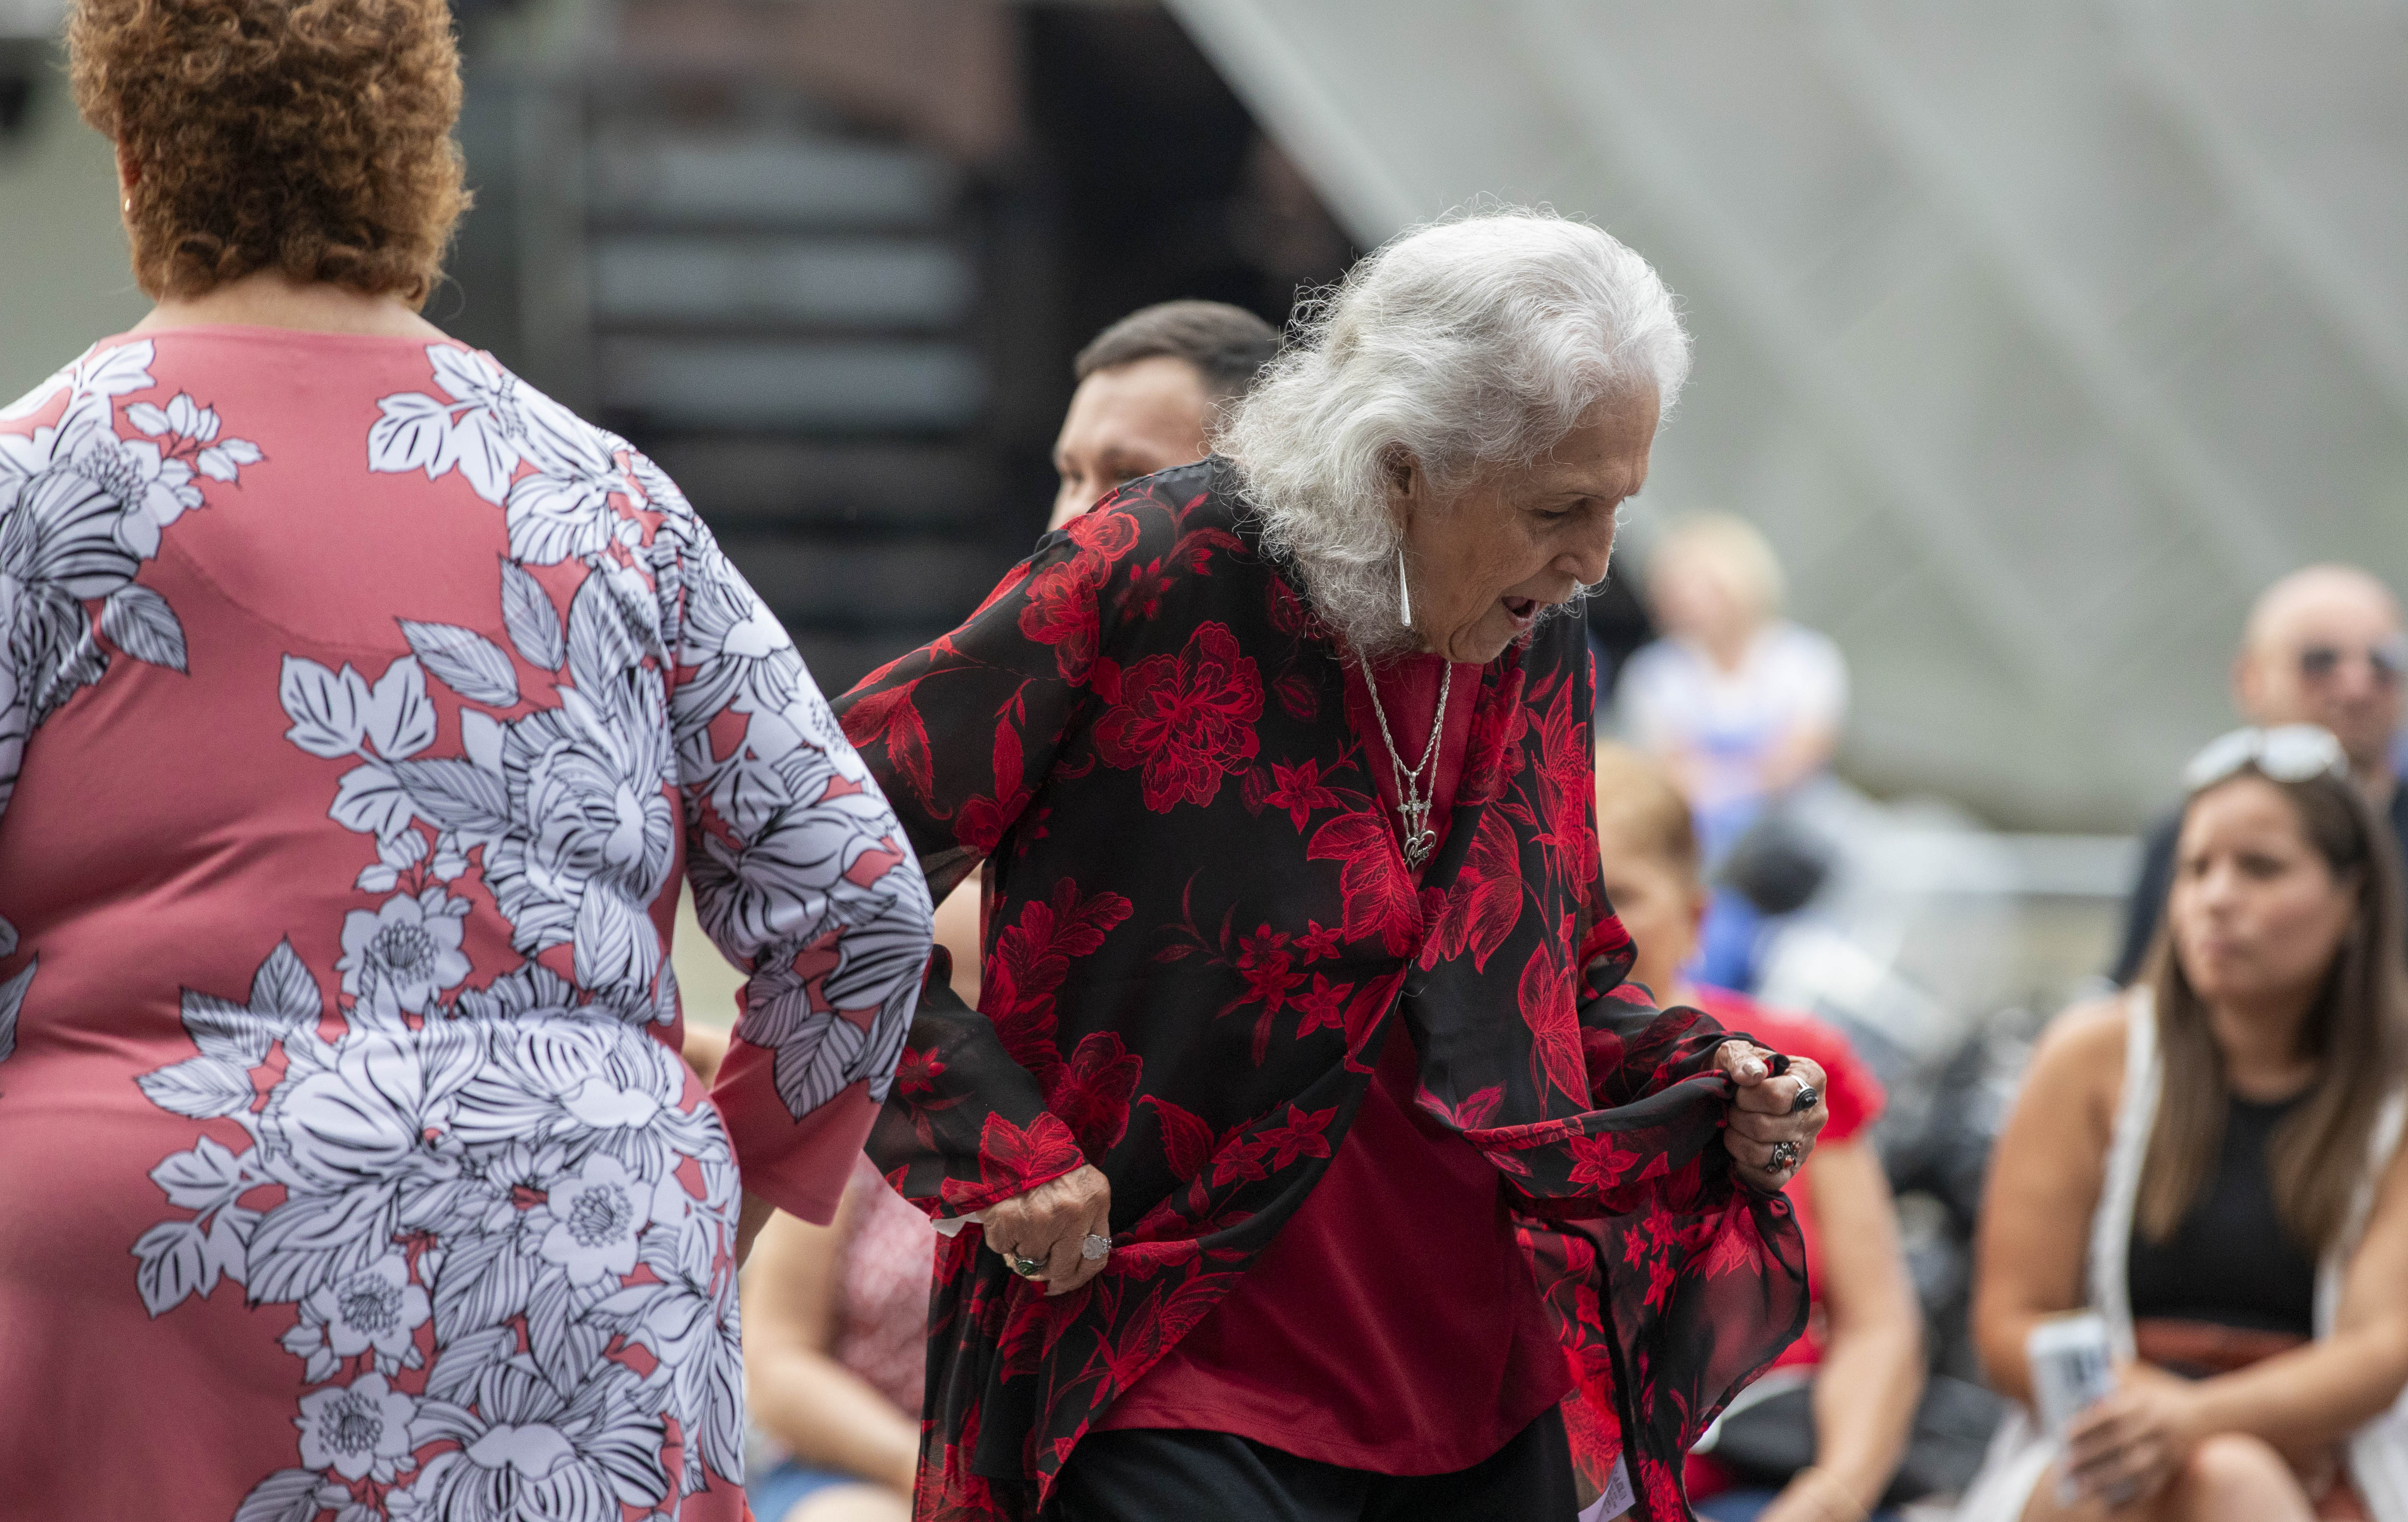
126, 391, 262, 483
451, 1019, 707, 1187
532, 1152, 681, 1286
106, 344, 924, 1521
338, 889, 472, 1019
297, 1374, 420, 1484
70, 431, 201, 560
367, 345, 633, 566
135, 938, 725, 1521
592, 1200, 748, 1495
283, 1254, 431, 1380
0, 344, 258, 810
482, 681, 677, 1000
0, 951, 31, 1077
399, 1355, 671, 1522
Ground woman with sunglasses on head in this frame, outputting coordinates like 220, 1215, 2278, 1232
2112, 566, 2408, 985
1962, 725, 2408, 1522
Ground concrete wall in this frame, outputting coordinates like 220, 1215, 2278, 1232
1165, 0, 2408, 831
0, 47, 148, 400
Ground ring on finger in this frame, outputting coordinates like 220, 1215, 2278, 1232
1007, 1251, 1048, 1277
1768, 1140, 1801, 1170
1787, 1084, 1819, 1117
1080, 1232, 1112, 1262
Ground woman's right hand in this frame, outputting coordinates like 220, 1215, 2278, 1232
2062, 1364, 2206, 1510
1717, 1042, 1827, 1192
981, 1164, 1112, 1296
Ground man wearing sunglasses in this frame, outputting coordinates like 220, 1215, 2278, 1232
2111, 563, 2408, 983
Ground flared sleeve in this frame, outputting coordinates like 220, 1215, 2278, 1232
1389, 650, 1809, 1517
657, 510, 935, 1225
831, 504, 1165, 1219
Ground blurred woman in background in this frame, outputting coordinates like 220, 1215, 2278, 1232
1618, 512, 1847, 989
0, 2, 929, 1514
741, 1159, 935, 1522
675, 1027, 933, 1522
1966, 726, 2408, 1522
1526, 744, 1923, 1522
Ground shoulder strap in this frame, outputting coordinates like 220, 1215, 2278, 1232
2319, 1084, 2408, 1338
2087, 989, 2158, 1362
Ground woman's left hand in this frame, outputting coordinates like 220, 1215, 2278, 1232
2062, 1364, 2204, 1509
1716, 1042, 1828, 1193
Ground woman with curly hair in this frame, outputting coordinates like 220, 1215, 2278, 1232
831, 209, 1831, 1522
0, 1, 931, 1517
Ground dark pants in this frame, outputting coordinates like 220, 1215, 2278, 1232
1050, 1408, 1579, 1522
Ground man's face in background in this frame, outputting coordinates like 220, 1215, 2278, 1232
2237, 570, 2405, 778
1048, 354, 1215, 531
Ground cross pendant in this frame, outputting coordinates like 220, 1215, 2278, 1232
1399, 800, 1436, 871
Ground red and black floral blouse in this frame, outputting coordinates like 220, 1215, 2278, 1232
833, 461, 1807, 1521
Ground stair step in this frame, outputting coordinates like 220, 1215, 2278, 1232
590, 133, 958, 231
591, 233, 975, 330
599, 337, 984, 431
715, 532, 1007, 628
652, 437, 1007, 531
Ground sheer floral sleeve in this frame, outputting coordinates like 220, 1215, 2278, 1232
831, 505, 1172, 1220
657, 499, 935, 1226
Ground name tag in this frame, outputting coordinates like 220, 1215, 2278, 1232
1578, 1454, 1635, 1520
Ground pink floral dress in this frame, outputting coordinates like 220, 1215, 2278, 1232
0, 328, 931, 1520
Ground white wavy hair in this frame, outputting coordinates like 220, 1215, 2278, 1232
1218, 208, 1690, 656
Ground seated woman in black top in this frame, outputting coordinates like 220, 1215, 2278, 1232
1971, 725, 2408, 1522
2125, 1090, 2321, 1362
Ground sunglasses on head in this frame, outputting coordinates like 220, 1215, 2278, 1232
2297, 636, 2407, 685
2181, 724, 2349, 793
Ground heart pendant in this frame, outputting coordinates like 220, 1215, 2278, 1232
1402, 828, 1436, 871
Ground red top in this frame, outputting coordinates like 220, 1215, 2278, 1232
1096, 653, 1571, 1473
1681, 987, 1884, 1497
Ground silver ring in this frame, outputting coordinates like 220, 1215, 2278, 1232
1788, 1085, 1819, 1117
1080, 1232, 1112, 1262
1768, 1140, 1802, 1170
1007, 1252, 1047, 1277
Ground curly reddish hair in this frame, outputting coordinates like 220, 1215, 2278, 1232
69, 0, 470, 304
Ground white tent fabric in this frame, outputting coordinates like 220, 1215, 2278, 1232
1165, 0, 2408, 829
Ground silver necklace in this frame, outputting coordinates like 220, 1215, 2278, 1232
1361, 657, 1451, 871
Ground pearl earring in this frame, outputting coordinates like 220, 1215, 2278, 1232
1396, 545, 1412, 627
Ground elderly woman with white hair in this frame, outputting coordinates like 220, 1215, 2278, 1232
832, 209, 1830, 1522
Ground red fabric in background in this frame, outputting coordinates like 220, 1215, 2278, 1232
1101, 654, 1570, 1473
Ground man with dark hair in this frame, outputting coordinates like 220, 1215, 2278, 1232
1047, 298, 1279, 530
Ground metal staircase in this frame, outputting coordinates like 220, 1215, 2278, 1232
582, 104, 1017, 689
446, 45, 1046, 697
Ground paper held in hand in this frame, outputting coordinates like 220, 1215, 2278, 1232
2028, 1310, 2116, 1505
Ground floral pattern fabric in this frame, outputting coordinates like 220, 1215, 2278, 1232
0, 331, 929, 1521
832, 461, 1809, 1521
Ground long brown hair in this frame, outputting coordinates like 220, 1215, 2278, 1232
2138, 765, 2408, 1253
